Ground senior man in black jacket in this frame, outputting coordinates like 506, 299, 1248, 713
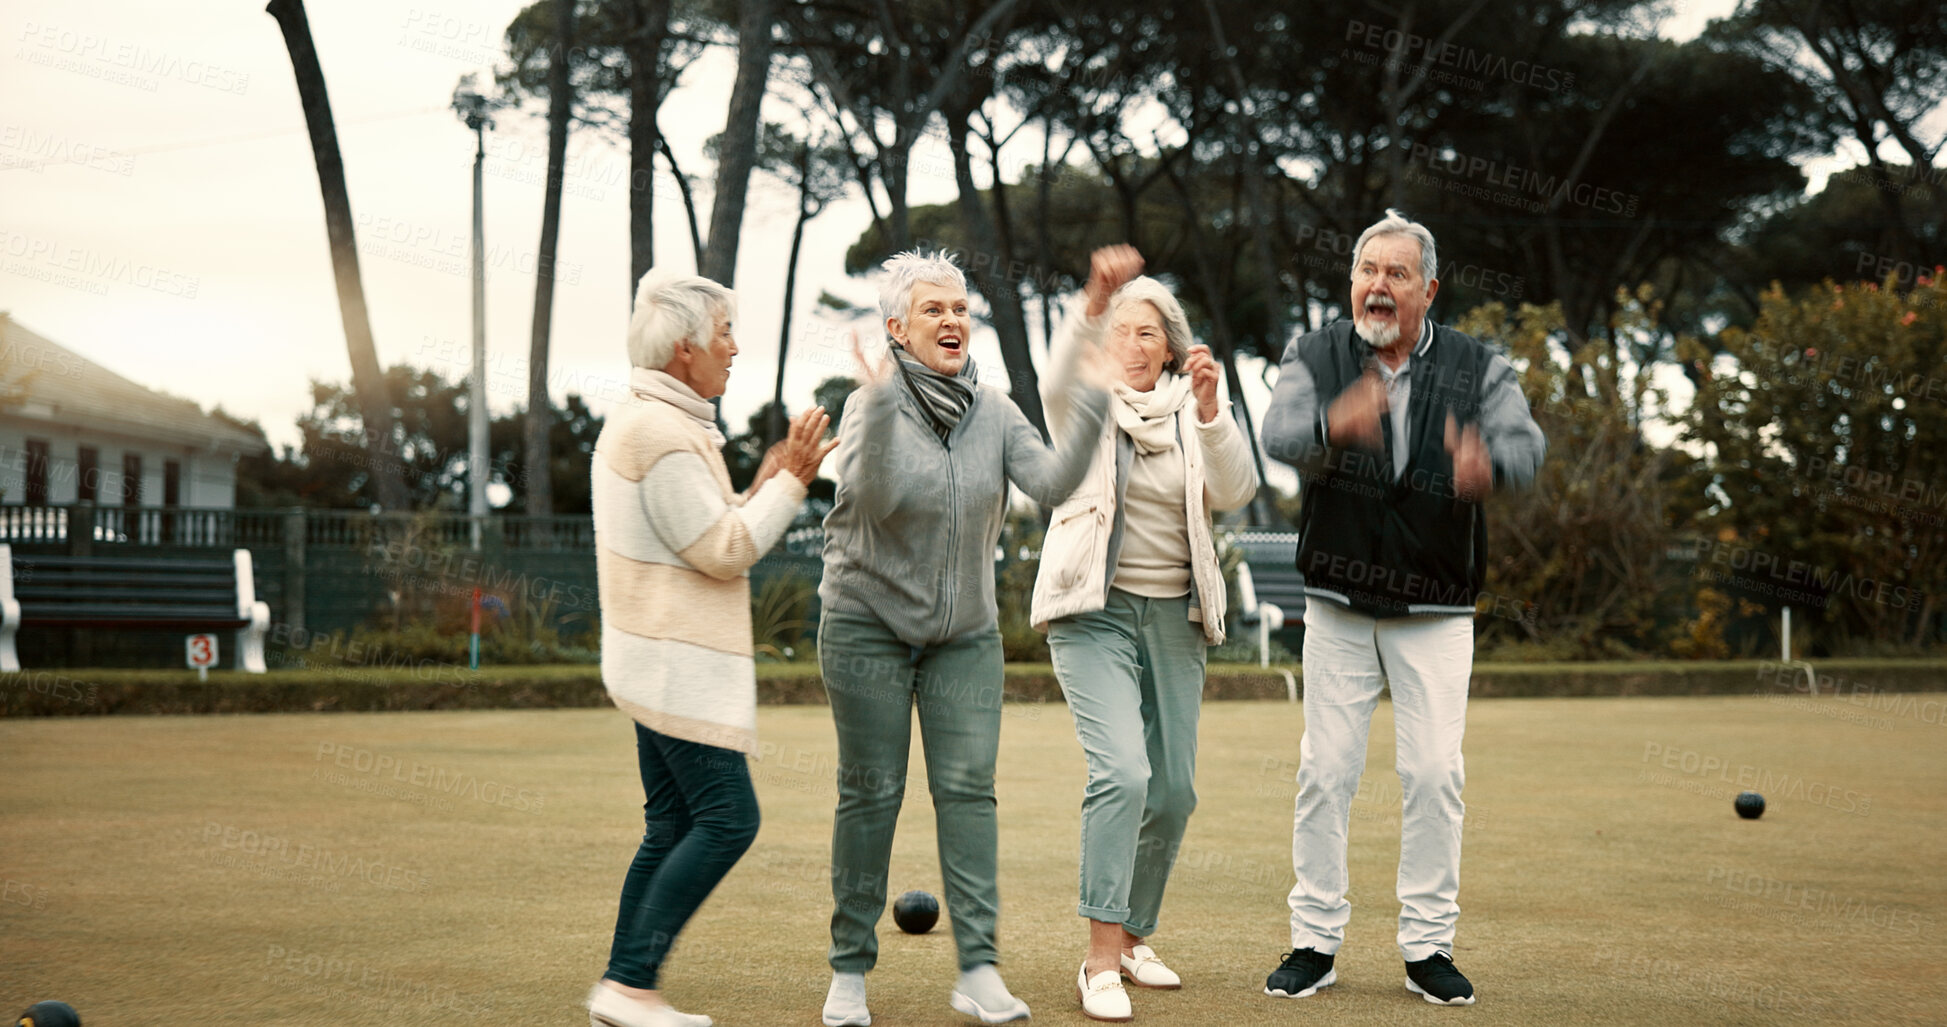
1258, 209, 1545, 1008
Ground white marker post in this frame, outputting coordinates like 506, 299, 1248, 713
1782, 606, 1815, 694
186, 633, 218, 682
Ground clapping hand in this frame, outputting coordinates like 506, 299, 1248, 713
1327, 366, 1388, 450
747, 445, 785, 492
1445, 412, 1492, 501
778, 406, 840, 485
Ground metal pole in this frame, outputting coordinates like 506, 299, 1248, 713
468, 119, 488, 551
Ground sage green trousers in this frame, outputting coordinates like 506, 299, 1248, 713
1048, 588, 1206, 936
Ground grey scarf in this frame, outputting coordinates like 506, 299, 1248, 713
891, 344, 977, 445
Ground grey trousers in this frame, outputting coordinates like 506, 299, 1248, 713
818, 606, 1006, 973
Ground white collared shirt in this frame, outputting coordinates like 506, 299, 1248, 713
1375, 322, 1435, 479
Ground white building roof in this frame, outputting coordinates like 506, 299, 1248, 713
0, 313, 268, 455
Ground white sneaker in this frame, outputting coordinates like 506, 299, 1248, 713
823, 971, 871, 1027
949, 964, 1032, 1024
1077, 961, 1133, 1022
1119, 945, 1181, 990
586, 984, 713, 1027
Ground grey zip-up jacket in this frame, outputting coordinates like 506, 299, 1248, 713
820, 365, 1110, 647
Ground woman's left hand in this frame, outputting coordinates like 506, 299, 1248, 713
1184, 345, 1221, 422
781, 406, 841, 485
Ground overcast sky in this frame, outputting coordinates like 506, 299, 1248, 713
3, 0, 1751, 489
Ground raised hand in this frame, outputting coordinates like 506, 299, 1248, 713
1327, 366, 1388, 450
780, 405, 841, 485
1083, 244, 1145, 318
1445, 412, 1492, 501
1183, 344, 1222, 422
1075, 331, 1120, 392
849, 328, 892, 387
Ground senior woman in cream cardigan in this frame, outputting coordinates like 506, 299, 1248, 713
1032, 245, 1259, 1022
586, 269, 837, 1027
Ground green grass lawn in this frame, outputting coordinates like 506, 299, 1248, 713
3, 694, 1944, 1025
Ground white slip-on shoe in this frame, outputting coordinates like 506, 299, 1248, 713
1118, 944, 1181, 990
949, 964, 1032, 1024
1078, 960, 1133, 1022
587, 984, 712, 1027
822, 971, 871, 1027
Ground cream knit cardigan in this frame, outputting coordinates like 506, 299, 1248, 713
591, 370, 805, 753
1029, 301, 1260, 644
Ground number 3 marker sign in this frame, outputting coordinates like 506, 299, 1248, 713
186, 633, 218, 680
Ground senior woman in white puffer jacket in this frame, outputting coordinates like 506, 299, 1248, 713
1031, 245, 1259, 1023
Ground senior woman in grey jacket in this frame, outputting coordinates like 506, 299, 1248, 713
817, 250, 1109, 1027
1030, 246, 1259, 1022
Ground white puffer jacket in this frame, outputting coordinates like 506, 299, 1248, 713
1029, 301, 1260, 644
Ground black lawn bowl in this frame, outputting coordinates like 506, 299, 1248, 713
17, 1001, 81, 1027
893, 889, 940, 934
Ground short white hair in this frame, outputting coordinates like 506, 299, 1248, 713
1351, 208, 1439, 283
877, 249, 967, 334
1108, 276, 1194, 373
627, 268, 736, 370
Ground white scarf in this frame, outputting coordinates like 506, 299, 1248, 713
1110, 373, 1193, 455
630, 367, 725, 447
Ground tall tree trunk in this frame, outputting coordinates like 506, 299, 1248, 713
1160, 153, 1277, 521
946, 102, 1043, 433
267, 0, 410, 511
626, 0, 670, 294
769, 151, 813, 447
659, 138, 705, 268
525, 0, 575, 518
1199, 0, 1290, 352
884, 147, 912, 250
1035, 121, 1057, 348
701, 0, 778, 285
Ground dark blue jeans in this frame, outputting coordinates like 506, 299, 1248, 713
604, 723, 761, 989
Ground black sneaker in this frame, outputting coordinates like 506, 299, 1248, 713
1404, 952, 1476, 1005
1263, 948, 1336, 998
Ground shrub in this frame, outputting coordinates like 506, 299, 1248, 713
1682, 272, 1947, 653
997, 528, 1049, 662
750, 573, 817, 662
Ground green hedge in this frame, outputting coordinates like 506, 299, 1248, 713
2, 660, 1941, 718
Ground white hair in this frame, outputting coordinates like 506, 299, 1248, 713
626, 268, 736, 370
877, 249, 968, 335
1350, 207, 1439, 284
1108, 275, 1194, 373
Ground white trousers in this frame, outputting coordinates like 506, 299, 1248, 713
1286, 598, 1472, 962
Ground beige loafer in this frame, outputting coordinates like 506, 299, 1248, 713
1079, 960, 1133, 1021
1119, 944, 1181, 990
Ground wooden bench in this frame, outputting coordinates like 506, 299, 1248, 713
0, 544, 270, 673
1228, 531, 1307, 673
1236, 561, 1308, 666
